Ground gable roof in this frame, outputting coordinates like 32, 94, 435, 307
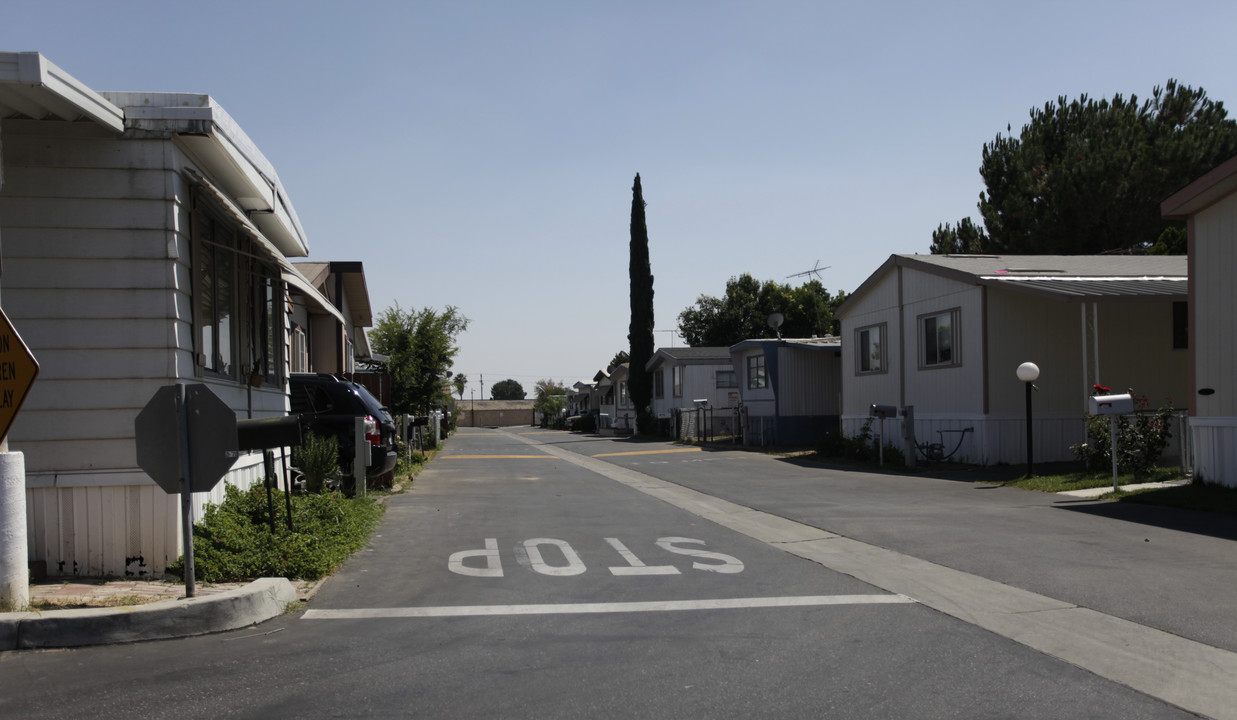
838, 254, 1187, 316
1162, 153, 1237, 218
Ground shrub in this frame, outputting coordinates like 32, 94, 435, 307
293, 432, 340, 493
167, 484, 384, 582
1071, 398, 1174, 476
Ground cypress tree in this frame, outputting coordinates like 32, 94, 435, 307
628, 174, 655, 434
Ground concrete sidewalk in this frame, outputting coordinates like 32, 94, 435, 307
1057, 479, 1192, 498
1, 577, 307, 651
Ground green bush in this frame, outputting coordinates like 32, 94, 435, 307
1071, 399, 1174, 476
167, 484, 384, 582
293, 432, 340, 493
816, 419, 906, 466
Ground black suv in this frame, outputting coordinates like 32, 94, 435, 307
289, 373, 398, 481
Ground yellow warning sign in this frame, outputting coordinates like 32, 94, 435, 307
0, 306, 39, 442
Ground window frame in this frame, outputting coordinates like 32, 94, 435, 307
747, 354, 767, 390
918, 308, 961, 370
654, 369, 664, 399
855, 323, 887, 375
672, 365, 684, 398
192, 195, 285, 387
715, 370, 737, 389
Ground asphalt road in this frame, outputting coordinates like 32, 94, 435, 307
1, 427, 1230, 719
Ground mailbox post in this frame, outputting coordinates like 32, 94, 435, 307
1089, 393, 1135, 490
869, 404, 897, 466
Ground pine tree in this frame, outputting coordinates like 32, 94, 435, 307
628, 174, 655, 434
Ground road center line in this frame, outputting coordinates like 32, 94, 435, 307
303, 594, 914, 620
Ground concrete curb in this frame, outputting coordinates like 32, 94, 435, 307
0, 577, 297, 651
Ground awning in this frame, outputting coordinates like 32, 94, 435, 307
186, 169, 346, 325
979, 276, 1188, 301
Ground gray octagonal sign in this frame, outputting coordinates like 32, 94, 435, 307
135, 384, 239, 494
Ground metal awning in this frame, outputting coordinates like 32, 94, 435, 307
0, 52, 124, 132
980, 276, 1187, 301
186, 170, 345, 325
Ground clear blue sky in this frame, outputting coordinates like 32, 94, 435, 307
6, 1, 1236, 400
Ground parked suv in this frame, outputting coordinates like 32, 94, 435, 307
289, 373, 398, 483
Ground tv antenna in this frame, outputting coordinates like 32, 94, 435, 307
786, 260, 831, 282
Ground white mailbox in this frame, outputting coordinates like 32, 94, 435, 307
1089, 393, 1134, 416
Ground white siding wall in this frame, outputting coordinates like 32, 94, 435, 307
1191, 191, 1237, 486
2, 119, 284, 576
839, 271, 902, 418
777, 347, 841, 416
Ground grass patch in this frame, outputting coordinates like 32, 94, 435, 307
993, 465, 1184, 493
29, 594, 145, 611
167, 484, 385, 583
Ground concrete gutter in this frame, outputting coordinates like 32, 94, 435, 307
0, 577, 297, 651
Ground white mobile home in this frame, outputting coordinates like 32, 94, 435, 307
646, 346, 736, 438
836, 254, 1189, 465
1163, 154, 1237, 487
0, 52, 340, 576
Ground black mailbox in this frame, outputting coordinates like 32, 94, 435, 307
237, 416, 303, 451
869, 404, 897, 419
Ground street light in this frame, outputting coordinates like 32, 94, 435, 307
1016, 362, 1040, 477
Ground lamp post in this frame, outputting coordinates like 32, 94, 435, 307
1016, 362, 1040, 477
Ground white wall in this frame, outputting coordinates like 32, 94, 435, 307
1190, 191, 1237, 486
2, 119, 289, 576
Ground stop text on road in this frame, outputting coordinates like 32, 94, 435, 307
449, 537, 744, 578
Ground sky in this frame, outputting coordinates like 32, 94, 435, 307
5, 1, 1236, 400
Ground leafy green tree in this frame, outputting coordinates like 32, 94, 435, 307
609, 350, 631, 368
933, 80, 1237, 255
491, 378, 526, 400
452, 373, 468, 400
533, 379, 569, 419
628, 174, 656, 434
368, 304, 470, 415
678, 275, 847, 347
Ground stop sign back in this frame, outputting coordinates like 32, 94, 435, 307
135, 383, 238, 494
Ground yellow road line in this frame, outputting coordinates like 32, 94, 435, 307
591, 448, 703, 458
441, 455, 559, 460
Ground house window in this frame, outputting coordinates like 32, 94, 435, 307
619, 380, 628, 406
654, 370, 664, 399
1173, 301, 1188, 350
920, 309, 960, 368
747, 354, 767, 389
715, 370, 737, 389
291, 325, 309, 373
856, 324, 885, 374
672, 366, 684, 398
193, 200, 284, 385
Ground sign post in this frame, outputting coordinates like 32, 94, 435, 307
135, 383, 238, 597
0, 308, 38, 611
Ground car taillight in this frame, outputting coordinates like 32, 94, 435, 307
365, 415, 381, 446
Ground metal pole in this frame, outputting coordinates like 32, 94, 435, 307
176, 384, 196, 598
281, 447, 293, 532
1111, 416, 1120, 491
1025, 381, 1034, 478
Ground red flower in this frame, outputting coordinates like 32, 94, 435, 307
1092, 384, 1111, 394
